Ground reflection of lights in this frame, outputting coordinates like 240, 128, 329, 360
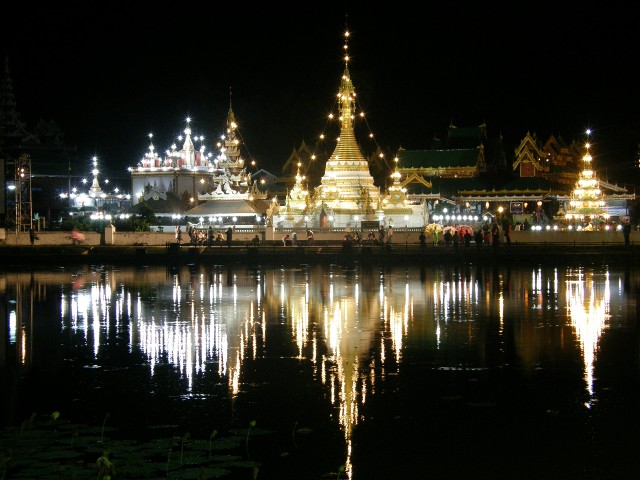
9, 310, 17, 344
566, 269, 609, 403
12, 264, 625, 480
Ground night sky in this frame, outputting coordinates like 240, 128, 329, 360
2, 3, 638, 184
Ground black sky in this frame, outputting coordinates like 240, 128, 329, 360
2, 3, 639, 184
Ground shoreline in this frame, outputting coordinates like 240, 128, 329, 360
0, 242, 638, 267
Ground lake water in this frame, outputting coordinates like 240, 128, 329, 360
1, 261, 639, 479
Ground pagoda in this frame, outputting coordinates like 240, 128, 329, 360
564, 132, 609, 227
129, 97, 268, 226
183, 103, 268, 225
306, 30, 383, 229
280, 161, 310, 224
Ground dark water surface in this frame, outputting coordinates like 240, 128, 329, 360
1, 262, 639, 479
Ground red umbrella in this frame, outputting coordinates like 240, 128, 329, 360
457, 225, 474, 236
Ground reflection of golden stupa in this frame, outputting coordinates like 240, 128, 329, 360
310, 30, 382, 228
565, 132, 609, 225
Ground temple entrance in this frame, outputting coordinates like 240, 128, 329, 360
320, 210, 329, 228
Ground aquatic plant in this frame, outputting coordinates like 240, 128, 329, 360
96, 449, 116, 480
100, 413, 111, 443
292, 421, 313, 448
1, 453, 9, 480
209, 429, 218, 458
246, 420, 256, 459
50, 411, 60, 424
180, 432, 191, 465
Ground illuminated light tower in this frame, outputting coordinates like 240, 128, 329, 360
88, 156, 103, 197
565, 129, 609, 226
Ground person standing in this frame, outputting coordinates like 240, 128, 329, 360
491, 222, 500, 247
175, 225, 182, 244
207, 225, 214, 247
292, 231, 297, 246
226, 226, 233, 247
623, 221, 632, 245
503, 222, 512, 246
29, 226, 37, 246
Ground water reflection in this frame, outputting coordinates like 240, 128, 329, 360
0, 263, 634, 479
565, 268, 609, 403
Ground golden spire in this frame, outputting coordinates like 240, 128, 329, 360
227, 88, 236, 132
338, 29, 354, 131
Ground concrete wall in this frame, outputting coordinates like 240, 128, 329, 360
0, 227, 633, 246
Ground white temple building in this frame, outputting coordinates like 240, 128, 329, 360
128, 101, 269, 226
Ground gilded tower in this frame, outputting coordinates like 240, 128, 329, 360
310, 30, 381, 228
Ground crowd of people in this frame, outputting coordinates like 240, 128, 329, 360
166, 220, 541, 249
282, 230, 314, 246
175, 225, 234, 246
435, 221, 511, 247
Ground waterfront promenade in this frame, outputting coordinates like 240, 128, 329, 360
1, 241, 638, 267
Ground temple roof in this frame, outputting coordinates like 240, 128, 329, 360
398, 149, 480, 169
406, 177, 489, 195
185, 199, 270, 216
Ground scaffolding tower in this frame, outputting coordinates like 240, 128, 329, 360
6, 153, 32, 232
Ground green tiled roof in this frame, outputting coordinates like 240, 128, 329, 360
500, 177, 552, 191
407, 177, 490, 196
398, 149, 479, 169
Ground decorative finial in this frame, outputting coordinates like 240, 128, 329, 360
343, 30, 350, 65
343, 12, 350, 65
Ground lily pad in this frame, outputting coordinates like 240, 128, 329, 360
187, 438, 241, 451
217, 459, 263, 469
31, 449, 85, 460
167, 466, 231, 479
229, 427, 276, 436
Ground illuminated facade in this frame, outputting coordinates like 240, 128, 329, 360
278, 30, 421, 230
565, 135, 609, 225
128, 104, 268, 224
60, 155, 131, 218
